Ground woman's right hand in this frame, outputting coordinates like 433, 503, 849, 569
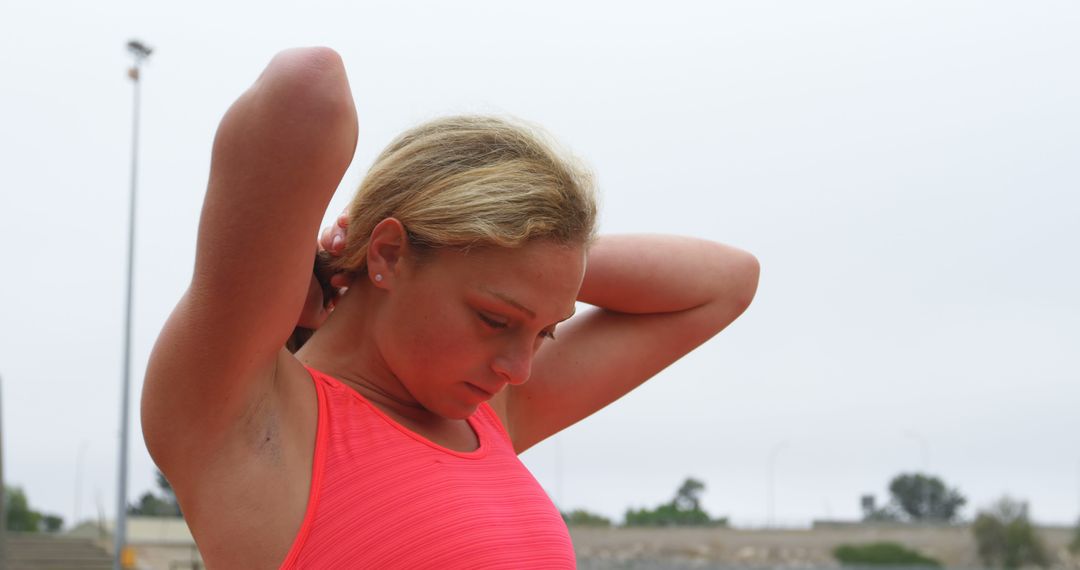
297, 212, 353, 330
318, 212, 352, 290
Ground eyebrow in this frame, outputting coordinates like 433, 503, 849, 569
480, 287, 576, 323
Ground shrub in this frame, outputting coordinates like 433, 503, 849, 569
562, 509, 612, 527
971, 497, 1048, 569
833, 541, 941, 567
622, 477, 728, 527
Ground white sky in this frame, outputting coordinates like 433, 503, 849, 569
1, 1, 1078, 529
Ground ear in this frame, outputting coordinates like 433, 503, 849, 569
366, 217, 408, 288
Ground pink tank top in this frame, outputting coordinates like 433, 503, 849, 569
278, 367, 576, 569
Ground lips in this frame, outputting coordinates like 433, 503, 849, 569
465, 382, 496, 398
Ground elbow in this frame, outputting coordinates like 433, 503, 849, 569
260, 47, 357, 126
737, 253, 761, 310
251, 47, 358, 161
691, 251, 759, 341
708, 251, 759, 327
264, 47, 348, 92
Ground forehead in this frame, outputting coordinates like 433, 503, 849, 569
431, 241, 585, 317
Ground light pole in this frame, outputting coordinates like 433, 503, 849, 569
115, 38, 152, 570
767, 441, 788, 528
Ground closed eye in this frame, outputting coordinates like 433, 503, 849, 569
478, 312, 508, 329
480, 312, 556, 341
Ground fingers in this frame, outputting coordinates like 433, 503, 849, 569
319, 212, 350, 254
311, 210, 354, 315
319, 224, 345, 254
332, 212, 349, 252
319, 225, 334, 252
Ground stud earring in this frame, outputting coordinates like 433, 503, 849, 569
375, 274, 383, 282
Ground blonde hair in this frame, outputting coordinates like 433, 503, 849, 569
331, 115, 598, 275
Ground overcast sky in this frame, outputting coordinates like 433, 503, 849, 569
1, 1, 1078, 529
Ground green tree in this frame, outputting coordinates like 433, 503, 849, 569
127, 469, 182, 517
561, 509, 612, 527
972, 496, 1048, 569
623, 477, 727, 527
673, 478, 704, 511
4, 485, 64, 533
42, 514, 64, 532
834, 542, 941, 567
887, 473, 966, 522
155, 470, 175, 497
860, 494, 900, 522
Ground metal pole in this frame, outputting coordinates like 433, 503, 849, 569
116, 39, 152, 570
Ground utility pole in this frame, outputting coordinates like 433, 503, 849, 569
115, 38, 152, 570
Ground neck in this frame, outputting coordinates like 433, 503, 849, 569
295, 284, 436, 422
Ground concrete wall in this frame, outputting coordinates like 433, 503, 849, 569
68, 518, 1079, 569
569, 524, 1079, 568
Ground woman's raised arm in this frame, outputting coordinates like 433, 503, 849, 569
498, 234, 760, 453
142, 48, 357, 469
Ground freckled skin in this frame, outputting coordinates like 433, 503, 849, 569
372, 241, 585, 420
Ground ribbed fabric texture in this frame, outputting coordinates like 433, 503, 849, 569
279, 367, 576, 569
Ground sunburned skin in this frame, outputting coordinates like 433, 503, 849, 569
294, 229, 585, 428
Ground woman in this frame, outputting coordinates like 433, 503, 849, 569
142, 47, 760, 569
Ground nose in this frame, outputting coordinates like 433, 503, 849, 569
491, 341, 534, 386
